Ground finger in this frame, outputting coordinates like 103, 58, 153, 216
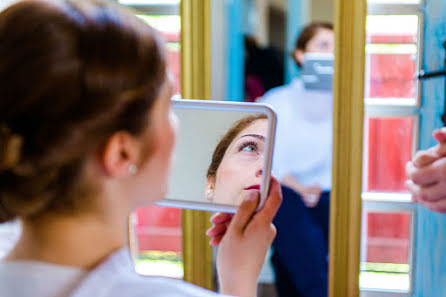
256, 177, 283, 223
435, 142, 446, 156
307, 185, 321, 192
306, 188, 321, 195
418, 197, 446, 213
229, 191, 260, 234
406, 158, 446, 186
406, 179, 446, 202
412, 150, 439, 168
433, 128, 446, 144
407, 184, 420, 202
210, 212, 233, 224
305, 196, 320, 208
209, 233, 224, 246
206, 223, 228, 237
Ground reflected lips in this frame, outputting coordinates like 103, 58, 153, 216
245, 185, 260, 190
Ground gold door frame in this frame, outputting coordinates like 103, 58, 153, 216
180, 1, 367, 296
329, 1, 366, 297
180, 0, 213, 290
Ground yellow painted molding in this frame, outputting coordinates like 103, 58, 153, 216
329, 1, 366, 297
180, 0, 213, 290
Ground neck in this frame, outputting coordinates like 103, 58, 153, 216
5, 210, 129, 269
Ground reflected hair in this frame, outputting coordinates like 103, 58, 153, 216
293, 21, 334, 67
206, 114, 267, 178
0, 0, 166, 222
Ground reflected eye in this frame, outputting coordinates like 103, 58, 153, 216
242, 144, 257, 152
319, 42, 329, 50
238, 141, 258, 153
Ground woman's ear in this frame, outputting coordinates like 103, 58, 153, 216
100, 131, 140, 178
293, 49, 305, 67
205, 177, 215, 201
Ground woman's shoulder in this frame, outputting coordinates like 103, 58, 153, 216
100, 275, 222, 297
259, 78, 304, 105
70, 248, 223, 297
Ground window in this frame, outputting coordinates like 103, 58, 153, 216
117, 0, 183, 279
361, 0, 423, 295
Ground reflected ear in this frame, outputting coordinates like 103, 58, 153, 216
100, 131, 140, 178
293, 49, 305, 67
205, 177, 215, 201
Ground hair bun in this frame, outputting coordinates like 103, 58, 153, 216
0, 125, 23, 172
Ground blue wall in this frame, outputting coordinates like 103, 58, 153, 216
225, 0, 244, 101
413, 0, 446, 295
285, 0, 307, 83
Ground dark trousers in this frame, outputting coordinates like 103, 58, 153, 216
271, 185, 330, 297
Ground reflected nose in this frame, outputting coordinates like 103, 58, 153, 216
255, 160, 263, 177
255, 168, 263, 178
255, 155, 264, 178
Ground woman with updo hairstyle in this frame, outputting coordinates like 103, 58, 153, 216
0, 1, 282, 296
205, 114, 268, 206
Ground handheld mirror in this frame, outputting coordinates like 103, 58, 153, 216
157, 99, 277, 213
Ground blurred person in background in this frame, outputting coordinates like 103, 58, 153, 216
258, 22, 334, 297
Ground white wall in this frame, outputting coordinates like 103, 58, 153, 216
311, 0, 334, 23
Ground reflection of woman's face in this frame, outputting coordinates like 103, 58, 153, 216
208, 119, 268, 205
305, 28, 335, 53
294, 28, 335, 66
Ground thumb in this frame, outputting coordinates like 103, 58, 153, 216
229, 191, 260, 234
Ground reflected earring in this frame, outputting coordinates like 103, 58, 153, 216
128, 164, 137, 175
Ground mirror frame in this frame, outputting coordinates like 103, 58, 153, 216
180, 1, 367, 296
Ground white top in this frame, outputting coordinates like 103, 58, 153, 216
0, 221, 21, 259
259, 78, 333, 191
0, 260, 86, 297
0, 248, 225, 297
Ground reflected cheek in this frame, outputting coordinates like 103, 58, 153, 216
216, 163, 239, 188
214, 160, 244, 195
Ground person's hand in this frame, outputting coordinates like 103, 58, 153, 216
406, 128, 446, 212
299, 185, 323, 208
210, 177, 282, 297
207, 212, 234, 246
280, 175, 322, 207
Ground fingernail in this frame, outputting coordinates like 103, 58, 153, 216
245, 191, 258, 202
210, 213, 219, 222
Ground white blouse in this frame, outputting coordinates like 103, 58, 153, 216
0, 260, 86, 297
0, 248, 225, 297
259, 78, 333, 191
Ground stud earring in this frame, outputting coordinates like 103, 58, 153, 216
128, 164, 137, 175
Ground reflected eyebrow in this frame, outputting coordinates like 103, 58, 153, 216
236, 134, 266, 142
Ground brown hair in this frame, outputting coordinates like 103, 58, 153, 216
293, 22, 334, 67
207, 114, 267, 178
0, 0, 166, 222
